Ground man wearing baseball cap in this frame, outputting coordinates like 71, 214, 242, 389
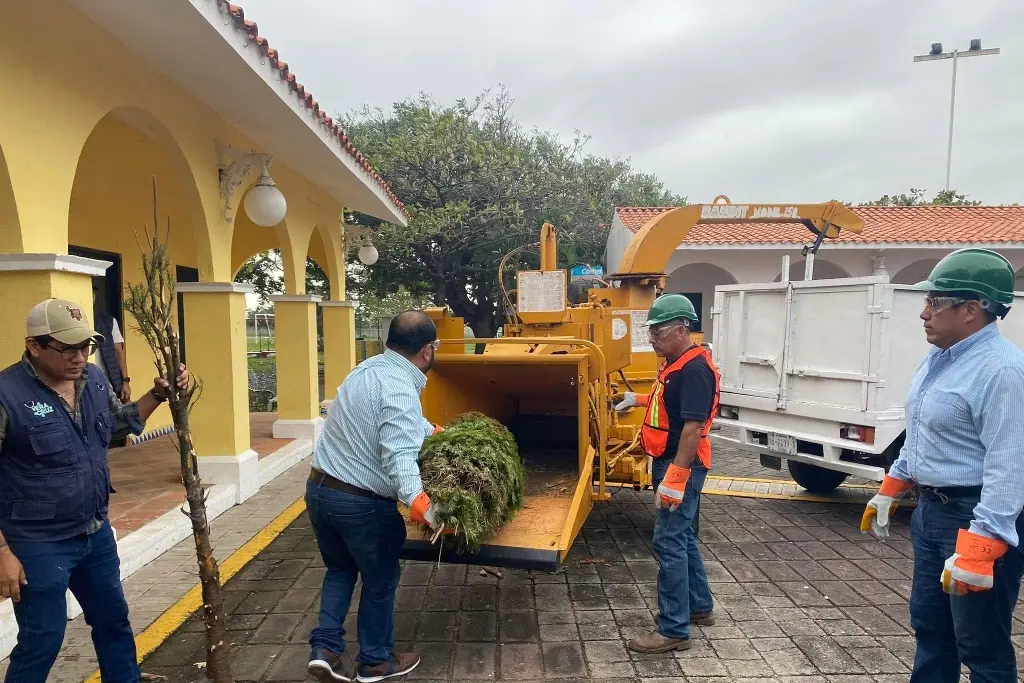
0, 298, 188, 683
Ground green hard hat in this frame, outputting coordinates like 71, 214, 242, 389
645, 294, 698, 327
914, 247, 1015, 307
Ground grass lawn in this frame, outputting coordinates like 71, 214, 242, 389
247, 337, 275, 353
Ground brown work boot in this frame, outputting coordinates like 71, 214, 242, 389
356, 653, 421, 683
691, 610, 716, 626
627, 631, 691, 654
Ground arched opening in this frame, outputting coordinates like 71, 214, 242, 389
773, 259, 851, 283
67, 105, 209, 531
0, 144, 21, 253
665, 263, 738, 339
892, 259, 940, 286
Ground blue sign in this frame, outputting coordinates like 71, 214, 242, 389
568, 264, 604, 280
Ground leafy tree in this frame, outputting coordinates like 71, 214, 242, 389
354, 287, 435, 338
860, 188, 982, 206
235, 250, 329, 309
342, 86, 685, 337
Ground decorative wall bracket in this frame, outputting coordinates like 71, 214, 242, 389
217, 141, 273, 223
342, 222, 373, 250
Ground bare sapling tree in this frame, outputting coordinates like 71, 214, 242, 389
124, 176, 233, 682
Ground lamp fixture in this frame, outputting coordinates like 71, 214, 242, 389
217, 142, 287, 224
244, 159, 288, 227
343, 223, 381, 266
358, 243, 379, 266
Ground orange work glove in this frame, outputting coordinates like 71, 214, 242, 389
941, 528, 1008, 595
656, 464, 690, 511
410, 492, 437, 527
432, 423, 444, 436
860, 475, 913, 540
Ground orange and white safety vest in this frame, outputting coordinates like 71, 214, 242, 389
639, 345, 720, 468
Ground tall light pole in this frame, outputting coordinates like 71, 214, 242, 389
913, 39, 1000, 192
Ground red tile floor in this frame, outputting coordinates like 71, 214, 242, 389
107, 413, 294, 534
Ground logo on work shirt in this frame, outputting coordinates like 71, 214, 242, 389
25, 401, 55, 418
66, 305, 83, 321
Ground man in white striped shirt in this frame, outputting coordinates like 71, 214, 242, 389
306, 311, 444, 683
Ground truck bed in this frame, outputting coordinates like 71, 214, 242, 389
711, 277, 1024, 482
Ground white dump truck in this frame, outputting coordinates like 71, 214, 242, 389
708, 276, 1024, 493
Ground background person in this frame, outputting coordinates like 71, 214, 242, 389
91, 278, 131, 404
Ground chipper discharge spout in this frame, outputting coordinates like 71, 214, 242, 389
402, 338, 608, 572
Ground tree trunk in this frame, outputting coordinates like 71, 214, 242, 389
169, 332, 233, 682
123, 177, 234, 682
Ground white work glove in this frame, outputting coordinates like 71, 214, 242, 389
861, 492, 898, 539
860, 475, 913, 540
615, 392, 638, 412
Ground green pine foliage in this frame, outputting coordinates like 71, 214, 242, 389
418, 412, 527, 552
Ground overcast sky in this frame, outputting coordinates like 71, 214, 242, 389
234, 0, 1022, 205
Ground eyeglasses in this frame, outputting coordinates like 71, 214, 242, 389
430, 339, 441, 351
45, 342, 98, 360
924, 296, 970, 313
649, 323, 685, 338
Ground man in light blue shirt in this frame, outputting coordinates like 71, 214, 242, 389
305, 310, 445, 683
861, 248, 1024, 682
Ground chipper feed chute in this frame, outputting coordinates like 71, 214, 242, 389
401, 346, 603, 572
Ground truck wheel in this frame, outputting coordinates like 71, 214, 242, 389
787, 461, 849, 494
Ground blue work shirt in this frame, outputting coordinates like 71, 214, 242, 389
312, 349, 434, 507
889, 322, 1024, 546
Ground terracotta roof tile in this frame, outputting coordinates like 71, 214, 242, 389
220, 2, 407, 220
614, 205, 1024, 244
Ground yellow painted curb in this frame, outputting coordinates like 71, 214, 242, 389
702, 487, 919, 508
706, 474, 878, 489
84, 497, 308, 683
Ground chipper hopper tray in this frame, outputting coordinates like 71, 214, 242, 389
401, 348, 602, 572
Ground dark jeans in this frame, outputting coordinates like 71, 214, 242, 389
305, 478, 407, 665
5, 521, 138, 683
651, 457, 713, 640
909, 491, 1024, 683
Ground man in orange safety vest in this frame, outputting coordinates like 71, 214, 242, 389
614, 294, 720, 654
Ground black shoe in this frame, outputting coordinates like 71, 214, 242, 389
309, 648, 355, 682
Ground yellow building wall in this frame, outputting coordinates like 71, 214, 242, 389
66, 116, 205, 430
0, 0, 354, 441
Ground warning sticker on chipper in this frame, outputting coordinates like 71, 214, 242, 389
614, 309, 651, 352
611, 318, 628, 340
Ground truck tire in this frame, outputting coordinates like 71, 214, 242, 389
787, 461, 849, 494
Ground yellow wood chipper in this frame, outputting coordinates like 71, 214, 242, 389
401, 199, 865, 571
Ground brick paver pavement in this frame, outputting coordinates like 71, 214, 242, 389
0, 458, 313, 683
5, 437, 902, 681
131, 485, 1024, 682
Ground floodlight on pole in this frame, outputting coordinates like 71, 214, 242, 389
913, 39, 1000, 192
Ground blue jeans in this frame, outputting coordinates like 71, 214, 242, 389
651, 457, 713, 640
305, 478, 407, 665
909, 492, 1024, 683
4, 521, 138, 683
